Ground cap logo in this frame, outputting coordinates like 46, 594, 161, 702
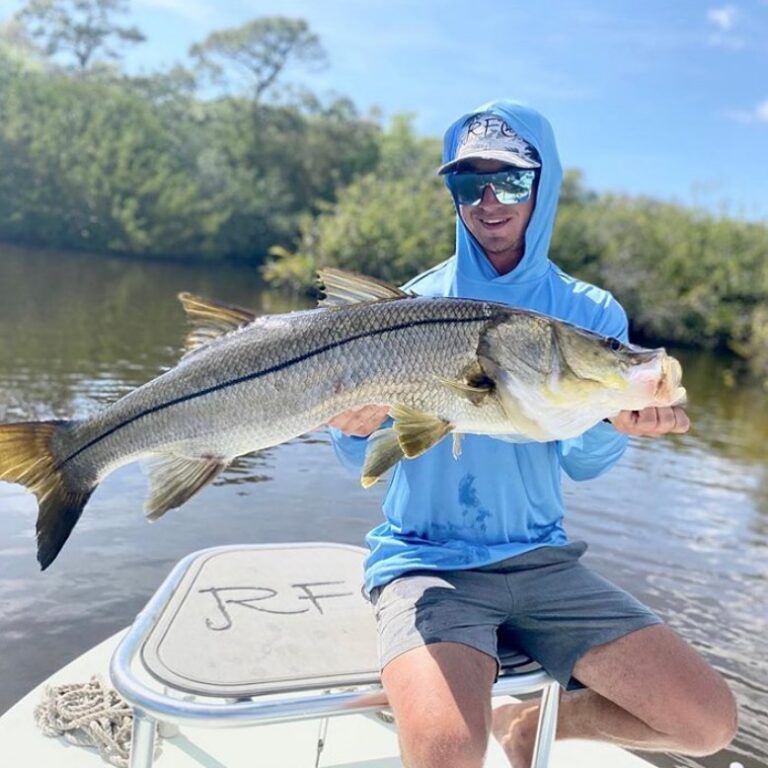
458, 116, 539, 164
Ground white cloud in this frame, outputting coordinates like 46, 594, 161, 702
707, 4, 738, 30
725, 99, 768, 123
705, 5, 746, 48
755, 100, 768, 122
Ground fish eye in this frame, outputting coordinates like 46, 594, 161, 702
607, 337, 622, 351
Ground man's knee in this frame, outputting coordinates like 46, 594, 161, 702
400, 723, 488, 768
673, 683, 738, 756
691, 690, 739, 755
577, 624, 739, 756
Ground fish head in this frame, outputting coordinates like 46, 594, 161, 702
479, 313, 687, 440
552, 323, 687, 410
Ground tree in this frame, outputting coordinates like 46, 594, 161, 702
15, 0, 144, 70
190, 17, 327, 101
0, 17, 44, 64
263, 115, 449, 292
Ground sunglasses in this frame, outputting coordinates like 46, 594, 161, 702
446, 169, 537, 206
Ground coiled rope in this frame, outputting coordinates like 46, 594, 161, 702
34, 676, 161, 767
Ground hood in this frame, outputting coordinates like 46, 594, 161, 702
441, 99, 563, 287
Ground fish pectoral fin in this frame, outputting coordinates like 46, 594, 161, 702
144, 453, 228, 520
477, 354, 552, 441
177, 292, 257, 356
434, 374, 494, 406
361, 428, 405, 488
452, 432, 462, 458
390, 404, 452, 459
317, 268, 413, 308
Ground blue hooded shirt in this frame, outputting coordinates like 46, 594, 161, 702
330, 100, 629, 592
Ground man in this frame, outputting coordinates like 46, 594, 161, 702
328, 100, 737, 768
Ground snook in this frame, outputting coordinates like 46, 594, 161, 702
0, 270, 685, 569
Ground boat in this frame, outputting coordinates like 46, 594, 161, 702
0, 542, 659, 767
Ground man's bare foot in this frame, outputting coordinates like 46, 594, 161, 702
491, 700, 540, 768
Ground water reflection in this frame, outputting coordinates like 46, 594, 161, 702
0, 244, 766, 767
214, 453, 274, 486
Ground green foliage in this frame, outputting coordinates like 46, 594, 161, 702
15, 0, 145, 70
264, 172, 455, 290
263, 116, 453, 290
0, 17, 44, 64
375, 113, 441, 180
550, 192, 768, 382
190, 17, 326, 101
0, 44, 379, 259
0, 60, 206, 254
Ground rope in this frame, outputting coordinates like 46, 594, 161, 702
33, 675, 161, 767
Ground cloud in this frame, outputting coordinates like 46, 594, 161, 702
724, 99, 768, 123
706, 5, 746, 48
707, 4, 737, 30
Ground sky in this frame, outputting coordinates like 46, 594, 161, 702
3, 0, 768, 220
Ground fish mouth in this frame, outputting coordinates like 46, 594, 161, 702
656, 355, 687, 406
626, 351, 686, 406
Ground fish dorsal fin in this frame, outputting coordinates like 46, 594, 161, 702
317, 268, 412, 308
143, 453, 228, 521
391, 404, 452, 458
178, 292, 257, 355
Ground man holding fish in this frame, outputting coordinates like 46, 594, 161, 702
329, 101, 736, 767
0, 98, 737, 767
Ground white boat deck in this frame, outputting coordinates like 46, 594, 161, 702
1, 631, 657, 768
0, 543, 658, 767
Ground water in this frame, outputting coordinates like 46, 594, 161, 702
0, 244, 766, 767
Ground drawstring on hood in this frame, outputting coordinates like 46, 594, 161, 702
440, 100, 564, 299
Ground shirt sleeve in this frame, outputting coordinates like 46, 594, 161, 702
328, 427, 369, 473
328, 416, 395, 473
556, 295, 630, 481
556, 421, 628, 480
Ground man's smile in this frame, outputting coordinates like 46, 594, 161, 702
477, 215, 512, 229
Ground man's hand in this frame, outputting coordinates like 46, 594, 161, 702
609, 406, 690, 437
327, 405, 390, 437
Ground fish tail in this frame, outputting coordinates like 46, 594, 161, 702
0, 421, 94, 570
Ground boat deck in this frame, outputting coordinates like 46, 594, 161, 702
1, 544, 657, 767
0, 629, 655, 767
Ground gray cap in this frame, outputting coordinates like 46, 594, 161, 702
438, 114, 541, 174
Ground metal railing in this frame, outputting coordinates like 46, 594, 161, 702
110, 545, 560, 768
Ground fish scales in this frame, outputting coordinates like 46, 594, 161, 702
60, 297, 506, 483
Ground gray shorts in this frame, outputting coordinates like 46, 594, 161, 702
369, 541, 662, 690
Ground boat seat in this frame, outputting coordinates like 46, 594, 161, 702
111, 543, 560, 768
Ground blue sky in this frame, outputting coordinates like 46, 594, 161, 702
4, 0, 768, 219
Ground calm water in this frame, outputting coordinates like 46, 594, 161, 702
0, 245, 766, 768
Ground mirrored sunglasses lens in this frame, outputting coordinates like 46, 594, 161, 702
450, 170, 536, 206
493, 171, 535, 203
450, 175, 483, 205
494, 187, 531, 204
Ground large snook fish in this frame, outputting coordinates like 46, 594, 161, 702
0, 269, 685, 569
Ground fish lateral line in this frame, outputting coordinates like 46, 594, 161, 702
57, 312, 494, 469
